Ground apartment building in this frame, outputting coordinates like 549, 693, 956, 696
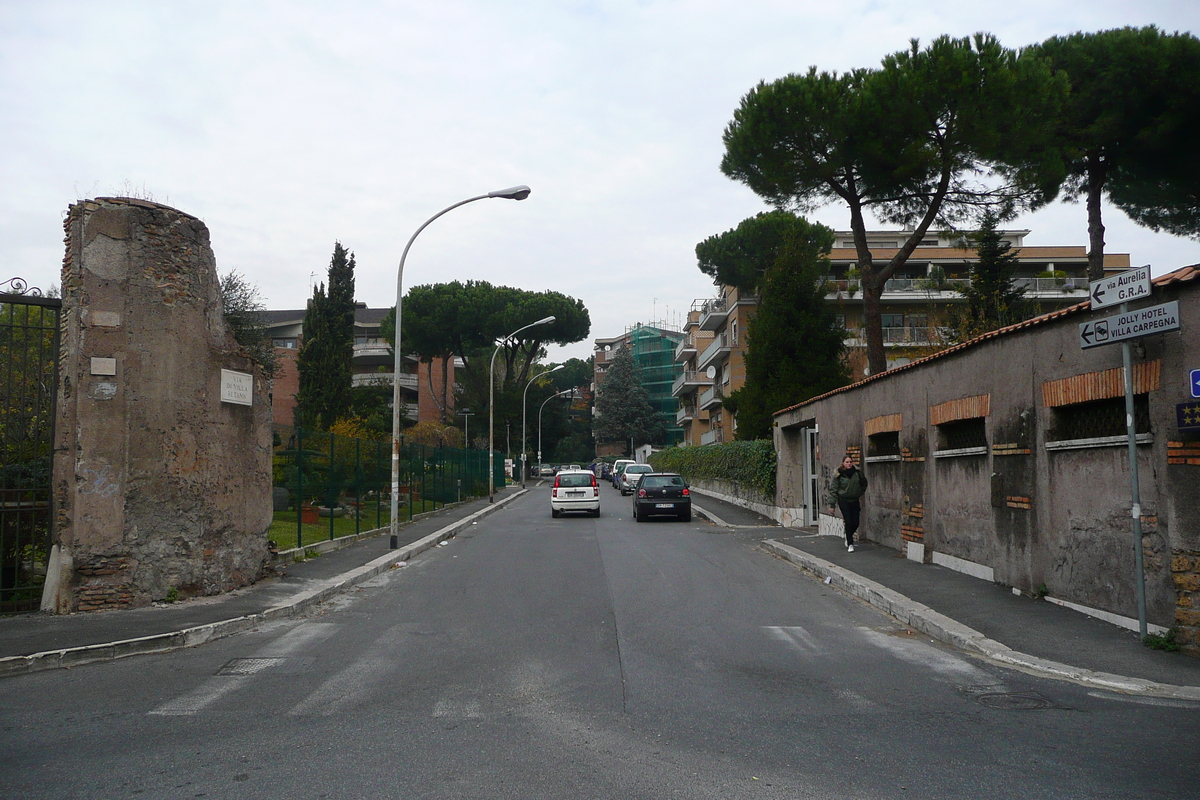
675, 229, 1133, 443
592, 324, 685, 452
260, 304, 452, 427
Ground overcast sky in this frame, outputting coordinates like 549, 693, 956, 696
3, 0, 1198, 362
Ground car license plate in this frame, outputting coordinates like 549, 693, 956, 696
655, 503, 673, 508
568, 491, 583, 496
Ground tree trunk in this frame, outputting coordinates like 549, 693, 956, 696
845, 195, 887, 375
439, 356, 451, 424
1086, 155, 1107, 283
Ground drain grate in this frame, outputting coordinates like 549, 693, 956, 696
216, 658, 288, 676
974, 692, 1057, 711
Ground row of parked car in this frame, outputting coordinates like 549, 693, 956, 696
548, 461, 692, 522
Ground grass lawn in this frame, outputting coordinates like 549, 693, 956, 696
269, 499, 447, 550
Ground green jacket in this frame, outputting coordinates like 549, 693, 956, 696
828, 466, 868, 506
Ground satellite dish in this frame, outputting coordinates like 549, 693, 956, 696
705, 366, 717, 379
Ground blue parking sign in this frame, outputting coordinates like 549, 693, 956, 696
1193, 369, 1200, 399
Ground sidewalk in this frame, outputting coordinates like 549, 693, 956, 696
692, 490, 1200, 700
0, 489, 525, 677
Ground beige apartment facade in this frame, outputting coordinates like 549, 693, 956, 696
675, 229, 1133, 442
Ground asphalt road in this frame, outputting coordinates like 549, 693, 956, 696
2, 487, 1197, 799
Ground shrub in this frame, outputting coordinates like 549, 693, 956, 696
648, 440, 775, 500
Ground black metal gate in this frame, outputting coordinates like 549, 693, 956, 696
0, 279, 60, 613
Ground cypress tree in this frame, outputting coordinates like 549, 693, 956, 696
296, 243, 356, 429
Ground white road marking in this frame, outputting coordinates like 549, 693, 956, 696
149, 622, 338, 717
287, 624, 412, 717
1086, 691, 1200, 709
858, 628, 995, 683
762, 625, 826, 656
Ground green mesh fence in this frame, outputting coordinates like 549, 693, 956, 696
272, 426, 499, 550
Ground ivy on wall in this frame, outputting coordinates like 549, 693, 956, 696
648, 440, 775, 500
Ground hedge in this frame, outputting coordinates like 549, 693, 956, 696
647, 439, 775, 500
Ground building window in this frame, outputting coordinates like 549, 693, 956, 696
866, 431, 901, 462
1049, 396, 1150, 442
935, 418, 988, 456
273, 339, 297, 349
881, 314, 905, 329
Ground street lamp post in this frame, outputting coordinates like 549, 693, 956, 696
489, 316, 556, 502
538, 388, 574, 478
522, 364, 564, 487
390, 186, 530, 548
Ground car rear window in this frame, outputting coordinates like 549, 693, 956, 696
626, 465, 651, 473
640, 476, 684, 488
558, 474, 593, 487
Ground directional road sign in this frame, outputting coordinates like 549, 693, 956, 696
1191, 368, 1200, 399
1079, 301, 1180, 349
1089, 265, 1152, 311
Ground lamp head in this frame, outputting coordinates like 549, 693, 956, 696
489, 185, 531, 201
535, 315, 555, 326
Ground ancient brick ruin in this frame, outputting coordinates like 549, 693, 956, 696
46, 198, 272, 612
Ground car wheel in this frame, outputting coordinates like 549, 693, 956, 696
634, 508, 642, 522
680, 510, 691, 522
551, 508, 560, 518
593, 508, 601, 518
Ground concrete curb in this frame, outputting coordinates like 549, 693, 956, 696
690, 503, 730, 528
0, 491, 526, 679
762, 539, 1200, 702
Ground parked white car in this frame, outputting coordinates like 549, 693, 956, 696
550, 469, 601, 517
619, 464, 653, 495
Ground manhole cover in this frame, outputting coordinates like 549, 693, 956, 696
216, 658, 288, 676
974, 692, 1056, 711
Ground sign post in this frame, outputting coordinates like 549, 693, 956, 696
1081, 267, 1172, 640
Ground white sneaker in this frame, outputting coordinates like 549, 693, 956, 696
847, 544, 855, 552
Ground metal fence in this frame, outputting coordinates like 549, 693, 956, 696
1, 283, 60, 614
271, 425, 501, 550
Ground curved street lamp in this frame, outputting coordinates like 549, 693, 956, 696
538, 388, 574, 479
489, 315, 556, 502
521, 364, 564, 487
390, 186, 530, 548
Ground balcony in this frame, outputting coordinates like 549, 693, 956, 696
700, 427, 724, 446
696, 333, 732, 371
676, 405, 696, 424
672, 369, 711, 396
698, 296, 727, 331
843, 327, 940, 348
699, 384, 723, 411
353, 372, 418, 390
820, 275, 1087, 299
674, 334, 697, 362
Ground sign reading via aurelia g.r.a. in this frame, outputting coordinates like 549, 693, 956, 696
1178, 401, 1200, 433
1079, 301, 1181, 350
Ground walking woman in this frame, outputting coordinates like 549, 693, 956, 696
828, 454, 868, 552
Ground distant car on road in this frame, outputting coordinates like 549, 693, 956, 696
538, 464, 555, 477
619, 464, 653, 495
611, 459, 635, 489
550, 469, 601, 518
632, 473, 691, 522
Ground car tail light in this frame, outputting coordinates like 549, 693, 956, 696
682, 488, 690, 496
638, 488, 647, 498
553, 475, 561, 488
590, 475, 597, 487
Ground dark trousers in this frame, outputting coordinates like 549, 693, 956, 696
838, 500, 861, 545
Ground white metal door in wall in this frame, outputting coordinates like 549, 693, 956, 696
802, 426, 819, 526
